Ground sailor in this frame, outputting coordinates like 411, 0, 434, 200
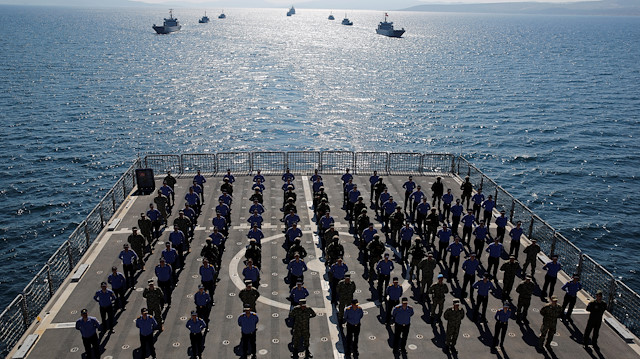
583, 290, 607, 349
461, 210, 475, 245
460, 176, 473, 210
249, 188, 263, 204
173, 210, 193, 241
450, 199, 464, 235
183, 204, 197, 236
239, 279, 261, 312
408, 237, 425, 280
385, 277, 402, 324
243, 259, 260, 287
343, 299, 364, 359
224, 168, 236, 184
341, 168, 353, 201
375, 253, 394, 299
199, 258, 217, 300
287, 253, 308, 289
107, 266, 126, 310
118, 243, 138, 289
325, 237, 344, 267
289, 298, 316, 359
410, 185, 426, 222
402, 175, 416, 212
154, 189, 169, 222
219, 188, 233, 205
289, 281, 309, 307
323, 223, 339, 251
481, 195, 495, 230
212, 211, 228, 237
221, 177, 234, 197
216, 198, 231, 225
436, 224, 452, 262
538, 296, 563, 349
186, 310, 207, 359
146, 204, 163, 240
443, 299, 464, 354
281, 167, 294, 183
318, 212, 334, 247
155, 258, 173, 306
208, 226, 227, 266
381, 196, 397, 232
492, 302, 512, 348
471, 189, 485, 221
485, 238, 504, 279
238, 304, 259, 359
460, 252, 479, 298
93, 282, 116, 333
253, 170, 265, 184
169, 226, 186, 269
75, 309, 100, 359
425, 208, 440, 244
252, 179, 265, 193
509, 221, 524, 256
193, 169, 207, 202
127, 227, 146, 269
329, 258, 349, 304
560, 275, 582, 321
163, 170, 177, 203
415, 197, 430, 235
398, 221, 414, 261
161, 242, 178, 282
194, 284, 212, 327
442, 188, 454, 221
360, 223, 377, 259
367, 234, 386, 279
496, 210, 509, 243
245, 239, 262, 269
136, 308, 158, 359
541, 255, 562, 298
184, 187, 202, 216
337, 274, 356, 323
431, 176, 444, 211
522, 238, 541, 277
472, 274, 496, 322
283, 209, 300, 231
159, 181, 174, 210
374, 179, 387, 212
310, 169, 322, 183
446, 235, 464, 281
392, 297, 414, 355
142, 280, 164, 331
347, 184, 360, 220
473, 221, 489, 262
369, 170, 379, 203
247, 211, 264, 229
284, 222, 302, 252
428, 274, 449, 322
417, 252, 437, 301
138, 212, 153, 248
516, 275, 535, 323
500, 255, 521, 300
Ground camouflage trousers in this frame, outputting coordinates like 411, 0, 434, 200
149, 305, 163, 324
446, 326, 460, 347
539, 323, 557, 346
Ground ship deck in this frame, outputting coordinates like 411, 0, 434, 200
14, 173, 640, 359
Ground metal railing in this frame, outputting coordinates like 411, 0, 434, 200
0, 159, 141, 356
4, 151, 640, 355
454, 156, 640, 338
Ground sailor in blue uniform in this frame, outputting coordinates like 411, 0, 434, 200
118, 243, 138, 289
290, 281, 309, 306
107, 266, 126, 310
136, 308, 158, 359
509, 221, 524, 257
75, 309, 100, 359
186, 310, 207, 359
473, 274, 496, 322
185, 187, 201, 216
385, 277, 403, 324
238, 304, 259, 359
247, 224, 264, 247
542, 255, 562, 298
194, 284, 212, 327
193, 170, 207, 203
492, 302, 512, 348
471, 189, 485, 222
155, 258, 173, 306
369, 171, 379, 203
495, 210, 508, 242
200, 258, 217, 299
461, 210, 475, 245
344, 299, 364, 359
161, 242, 178, 282
243, 259, 260, 287
282, 168, 294, 183
247, 210, 263, 229
442, 188, 454, 221
93, 282, 116, 333
481, 195, 495, 230
169, 226, 186, 269
253, 170, 265, 184
329, 258, 349, 304
402, 176, 416, 212
392, 297, 414, 354
450, 199, 464, 235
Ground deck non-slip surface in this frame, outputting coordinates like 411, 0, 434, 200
22, 174, 638, 359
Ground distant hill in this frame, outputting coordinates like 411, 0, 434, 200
403, 0, 640, 16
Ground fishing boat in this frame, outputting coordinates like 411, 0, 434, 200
328, 12, 335, 20
199, 12, 210, 23
218, 10, 226, 19
342, 14, 353, 26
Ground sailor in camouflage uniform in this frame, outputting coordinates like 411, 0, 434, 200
127, 227, 146, 269
366, 235, 386, 279
154, 190, 169, 223
239, 279, 261, 312
418, 252, 437, 300
538, 296, 563, 348
500, 255, 521, 299
428, 274, 449, 321
522, 238, 541, 276
138, 212, 153, 248
142, 279, 164, 330
173, 210, 193, 241
443, 299, 465, 353
289, 298, 316, 358
408, 238, 426, 281
337, 274, 356, 323
325, 237, 344, 267
516, 275, 535, 323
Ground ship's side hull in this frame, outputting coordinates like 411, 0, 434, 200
376, 29, 405, 38
153, 25, 182, 34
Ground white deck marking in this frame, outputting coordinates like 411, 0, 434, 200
301, 176, 344, 359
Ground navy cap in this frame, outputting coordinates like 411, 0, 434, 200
141, 308, 148, 314
244, 304, 251, 310
393, 277, 399, 282
191, 310, 197, 316
100, 281, 107, 286
401, 297, 408, 303
81, 309, 88, 314
299, 298, 307, 305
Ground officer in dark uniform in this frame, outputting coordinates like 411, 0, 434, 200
583, 290, 607, 349
431, 177, 444, 211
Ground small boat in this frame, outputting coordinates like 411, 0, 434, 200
199, 11, 210, 23
328, 12, 335, 20
342, 14, 353, 26
218, 10, 226, 19
153, 9, 181, 34
376, 13, 405, 38
287, 6, 295, 16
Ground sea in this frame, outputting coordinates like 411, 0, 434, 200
0, 6, 638, 310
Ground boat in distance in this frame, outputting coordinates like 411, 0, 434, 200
328, 12, 335, 20
342, 14, 353, 26
198, 12, 210, 23
376, 13, 405, 38
218, 10, 226, 19
153, 9, 181, 34
287, 6, 295, 16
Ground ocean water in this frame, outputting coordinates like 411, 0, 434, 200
0, 6, 638, 309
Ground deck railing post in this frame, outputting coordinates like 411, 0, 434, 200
450, 156, 455, 174
46, 264, 54, 297
576, 252, 584, 278
20, 293, 29, 327
122, 179, 127, 200
84, 223, 91, 249
66, 243, 74, 271
112, 192, 116, 213
480, 175, 484, 190
550, 231, 557, 257
528, 216, 534, 240
99, 205, 104, 228
494, 188, 498, 208
509, 200, 515, 223
608, 277, 616, 310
